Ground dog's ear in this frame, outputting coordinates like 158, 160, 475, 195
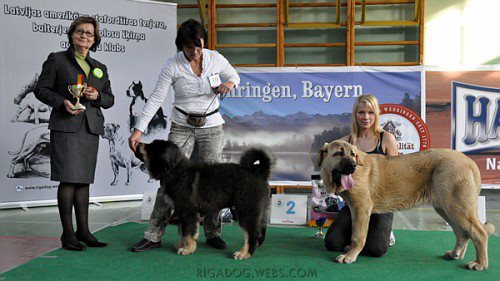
111, 123, 119, 133
317, 143, 329, 167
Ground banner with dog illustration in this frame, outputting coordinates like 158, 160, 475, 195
426, 68, 500, 189
0, 0, 177, 206
220, 66, 423, 183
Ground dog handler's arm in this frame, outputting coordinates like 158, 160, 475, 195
382, 132, 398, 156
34, 53, 67, 111
89, 64, 114, 109
129, 129, 142, 152
216, 81, 235, 94
217, 52, 240, 93
134, 60, 175, 134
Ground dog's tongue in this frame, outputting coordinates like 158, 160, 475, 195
341, 174, 354, 190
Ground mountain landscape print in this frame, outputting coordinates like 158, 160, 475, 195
219, 68, 422, 181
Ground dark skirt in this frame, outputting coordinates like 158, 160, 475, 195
50, 117, 99, 184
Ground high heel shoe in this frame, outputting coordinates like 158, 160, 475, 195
61, 240, 86, 251
75, 232, 108, 247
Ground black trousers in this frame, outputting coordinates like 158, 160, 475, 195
324, 206, 394, 257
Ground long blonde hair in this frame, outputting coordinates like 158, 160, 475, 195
349, 94, 383, 145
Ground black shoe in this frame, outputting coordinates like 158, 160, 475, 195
206, 237, 227, 250
130, 238, 161, 252
61, 240, 86, 251
75, 232, 108, 247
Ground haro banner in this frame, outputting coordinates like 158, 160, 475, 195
426, 67, 500, 189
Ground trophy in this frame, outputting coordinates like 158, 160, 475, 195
314, 217, 327, 239
68, 74, 87, 110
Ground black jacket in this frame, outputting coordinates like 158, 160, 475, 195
35, 47, 114, 135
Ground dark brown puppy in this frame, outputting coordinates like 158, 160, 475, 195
135, 140, 274, 259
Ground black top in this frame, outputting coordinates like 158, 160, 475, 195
350, 131, 386, 155
367, 132, 385, 155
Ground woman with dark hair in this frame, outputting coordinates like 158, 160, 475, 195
35, 16, 114, 251
324, 94, 398, 257
128, 19, 240, 252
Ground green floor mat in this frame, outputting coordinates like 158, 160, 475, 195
1, 222, 498, 280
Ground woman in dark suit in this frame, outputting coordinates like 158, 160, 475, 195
35, 16, 114, 251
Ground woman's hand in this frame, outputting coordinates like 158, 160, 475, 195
64, 99, 84, 115
216, 81, 235, 95
84, 86, 99, 101
128, 129, 142, 152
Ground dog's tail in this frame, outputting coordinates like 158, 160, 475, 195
484, 222, 495, 235
239, 147, 275, 180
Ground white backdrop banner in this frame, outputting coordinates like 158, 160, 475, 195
0, 0, 177, 205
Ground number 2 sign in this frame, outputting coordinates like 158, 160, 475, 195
270, 194, 307, 225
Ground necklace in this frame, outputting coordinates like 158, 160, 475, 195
356, 135, 377, 152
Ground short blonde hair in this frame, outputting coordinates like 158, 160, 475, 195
349, 94, 383, 145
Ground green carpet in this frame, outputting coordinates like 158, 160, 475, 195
1, 222, 498, 280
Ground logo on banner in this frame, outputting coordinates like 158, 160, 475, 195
379, 104, 430, 154
452, 82, 500, 154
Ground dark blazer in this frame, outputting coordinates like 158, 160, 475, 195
35, 47, 114, 135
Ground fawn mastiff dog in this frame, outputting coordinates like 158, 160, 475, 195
317, 140, 495, 270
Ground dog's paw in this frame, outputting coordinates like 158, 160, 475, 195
233, 251, 252, 260
174, 242, 185, 250
466, 261, 486, 271
335, 254, 356, 264
443, 250, 460, 260
177, 247, 195, 256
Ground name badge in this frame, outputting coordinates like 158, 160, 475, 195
208, 73, 221, 89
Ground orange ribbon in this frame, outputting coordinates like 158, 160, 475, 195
77, 74, 84, 85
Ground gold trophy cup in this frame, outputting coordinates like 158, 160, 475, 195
68, 83, 87, 110
314, 217, 326, 238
